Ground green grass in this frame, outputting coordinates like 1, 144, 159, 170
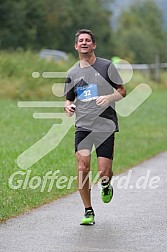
1, 88, 167, 221
0, 51, 167, 221
114, 88, 167, 172
0, 50, 76, 100
0, 100, 77, 220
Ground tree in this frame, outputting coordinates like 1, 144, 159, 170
0, 0, 46, 50
114, 0, 167, 63
42, 0, 114, 58
0, 0, 115, 59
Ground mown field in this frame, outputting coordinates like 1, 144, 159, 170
0, 51, 167, 221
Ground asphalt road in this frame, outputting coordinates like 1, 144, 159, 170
0, 152, 167, 252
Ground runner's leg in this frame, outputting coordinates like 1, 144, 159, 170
76, 150, 92, 208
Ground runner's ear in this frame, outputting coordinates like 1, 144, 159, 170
74, 43, 78, 51
93, 43, 96, 50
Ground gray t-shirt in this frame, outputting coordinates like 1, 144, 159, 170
65, 57, 123, 132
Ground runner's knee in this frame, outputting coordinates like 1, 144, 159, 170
76, 153, 90, 175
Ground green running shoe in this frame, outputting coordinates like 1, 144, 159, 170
80, 210, 95, 225
101, 184, 113, 203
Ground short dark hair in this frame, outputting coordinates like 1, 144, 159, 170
75, 29, 96, 44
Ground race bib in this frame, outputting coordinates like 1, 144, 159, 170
77, 84, 98, 102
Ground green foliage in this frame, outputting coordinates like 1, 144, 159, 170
1, 0, 166, 63
0, 50, 167, 100
114, 0, 167, 63
115, 26, 158, 63
0, 50, 76, 99
0, 0, 114, 58
0, 0, 46, 50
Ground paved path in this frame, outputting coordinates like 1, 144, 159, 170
0, 152, 167, 252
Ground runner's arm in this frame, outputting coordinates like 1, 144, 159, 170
96, 84, 126, 107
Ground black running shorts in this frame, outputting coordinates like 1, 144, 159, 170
75, 130, 115, 160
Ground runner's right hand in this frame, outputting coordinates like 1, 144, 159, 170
65, 104, 76, 117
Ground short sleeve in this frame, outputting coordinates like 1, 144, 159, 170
64, 76, 75, 101
107, 63, 123, 87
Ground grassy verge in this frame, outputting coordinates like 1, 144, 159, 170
1, 88, 167, 221
0, 51, 167, 221
0, 50, 76, 100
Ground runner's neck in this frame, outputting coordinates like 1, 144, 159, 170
79, 54, 96, 68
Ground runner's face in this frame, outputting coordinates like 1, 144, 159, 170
75, 33, 96, 55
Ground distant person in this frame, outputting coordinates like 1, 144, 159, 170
64, 29, 126, 225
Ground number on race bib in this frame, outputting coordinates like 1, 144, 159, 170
83, 90, 91, 97
77, 84, 98, 102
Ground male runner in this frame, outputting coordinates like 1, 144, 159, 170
64, 29, 126, 225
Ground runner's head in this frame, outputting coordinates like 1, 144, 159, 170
75, 29, 96, 44
74, 29, 96, 55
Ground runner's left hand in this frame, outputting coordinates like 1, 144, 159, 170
96, 95, 110, 107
